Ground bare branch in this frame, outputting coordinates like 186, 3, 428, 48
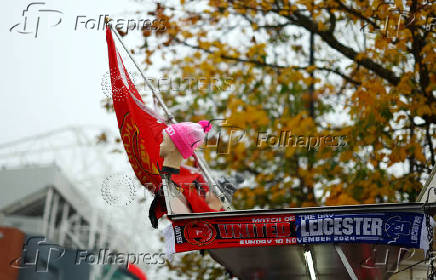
174, 37, 361, 85
285, 11, 401, 85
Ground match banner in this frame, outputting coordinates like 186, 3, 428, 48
164, 212, 432, 254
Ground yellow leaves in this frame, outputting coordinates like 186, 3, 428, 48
355, 52, 366, 61
284, 146, 296, 158
410, 94, 433, 117
181, 30, 193, 38
193, 51, 201, 59
414, 146, 427, 163
259, 0, 273, 12
145, 49, 154, 65
340, 150, 354, 162
197, 40, 211, 50
278, 69, 303, 84
374, 35, 388, 49
389, 146, 408, 165
228, 113, 245, 128
325, 185, 359, 206
198, 60, 216, 74
246, 43, 267, 60
337, 194, 360, 206
271, 188, 286, 204
233, 142, 246, 156
301, 200, 318, 207
396, 72, 414, 95
302, 76, 321, 86
393, 0, 404, 11
317, 21, 326, 31
245, 107, 269, 125
416, 105, 432, 116
244, 189, 257, 208
254, 185, 266, 196
299, 116, 316, 133
227, 98, 270, 128
228, 97, 245, 109
181, 65, 195, 75
306, 65, 316, 73
280, 113, 315, 135
251, 23, 259, 31
278, 9, 289, 16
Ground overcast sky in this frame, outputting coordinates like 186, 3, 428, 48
1, 0, 153, 144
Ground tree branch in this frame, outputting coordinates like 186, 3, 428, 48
285, 11, 401, 85
174, 37, 361, 85
226, 2, 400, 85
426, 122, 435, 166
333, 0, 380, 31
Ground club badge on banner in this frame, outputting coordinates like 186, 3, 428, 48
164, 212, 432, 255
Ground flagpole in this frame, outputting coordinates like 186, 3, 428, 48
106, 20, 232, 211
107, 22, 175, 124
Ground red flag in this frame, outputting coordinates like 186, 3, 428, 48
106, 27, 166, 192
105, 28, 219, 225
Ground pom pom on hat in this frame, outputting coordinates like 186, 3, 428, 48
198, 120, 212, 133
164, 120, 213, 159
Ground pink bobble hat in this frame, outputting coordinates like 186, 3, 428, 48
164, 120, 212, 159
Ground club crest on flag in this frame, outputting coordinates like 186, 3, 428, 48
184, 221, 217, 246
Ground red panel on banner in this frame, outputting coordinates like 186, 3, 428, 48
173, 214, 297, 252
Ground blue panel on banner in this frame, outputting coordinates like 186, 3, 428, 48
296, 213, 425, 248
